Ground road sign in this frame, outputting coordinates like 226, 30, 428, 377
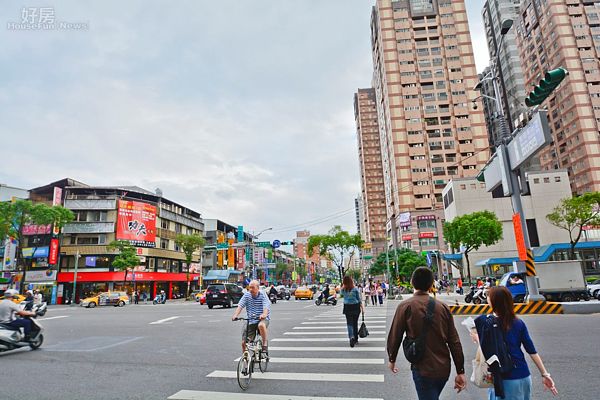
426, 252, 432, 267
508, 111, 551, 170
204, 245, 216, 250
257, 241, 271, 248
238, 226, 244, 242
513, 214, 527, 261
216, 243, 229, 250
272, 240, 281, 249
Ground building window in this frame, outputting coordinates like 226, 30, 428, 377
419, 237, 439, 247
418, 220, 437, 229
161, 239, 169, 250
161, 219, 169, 230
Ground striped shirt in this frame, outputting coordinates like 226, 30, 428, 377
237, 291, 271, 324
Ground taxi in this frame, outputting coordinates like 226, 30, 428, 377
80, 291, 129, 308
294, 286, 314, 300
0, 294, 26, 304
195, 289, 207, 305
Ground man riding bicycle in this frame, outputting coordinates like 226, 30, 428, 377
232, 280, 271, 355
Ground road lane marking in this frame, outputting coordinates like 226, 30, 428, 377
268, 346, 385, 352
301, 321, 386, 325
39, 315, 69, 320
272, 337, 385, 342
150, 316, 180, 324
168, 390, 384, 400
207, 370, 384, 382
283, 331, 386, 335
233, 357, 384, 364
303, 305, 315, 308
184, 321, 198, 323
208, 320, 221, 323
47, 307, 71, 312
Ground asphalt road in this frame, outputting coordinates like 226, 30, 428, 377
0, 295, 598, 400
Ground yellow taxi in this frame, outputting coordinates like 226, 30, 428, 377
0, 294, 26, 304
195, 289, 207, 305
80, 291, 129, 308
294, 286, 314, 300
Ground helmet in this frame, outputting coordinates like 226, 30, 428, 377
4, 289, 19, 298
26, 290, 33, 295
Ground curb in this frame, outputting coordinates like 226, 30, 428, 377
450, 301, 563, 315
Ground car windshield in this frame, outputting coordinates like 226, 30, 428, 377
591, 279, 600, 285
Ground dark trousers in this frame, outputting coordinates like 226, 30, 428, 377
8, 319, 31, 336
459, 287, 464, 295
412, 368, 448, 400
371, 295, 377, 305
344, 313, 359, 340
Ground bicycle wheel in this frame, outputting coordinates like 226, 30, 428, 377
259, 348, 269, 372
237, 354, 252, 390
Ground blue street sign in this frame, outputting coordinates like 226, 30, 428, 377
272, 240, 281, 249
426, 251, 432, 267
28, 284, 34, 290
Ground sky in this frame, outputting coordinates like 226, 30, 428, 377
0, 0, 489, 242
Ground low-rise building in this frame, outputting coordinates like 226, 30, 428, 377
442, 170, 572, 278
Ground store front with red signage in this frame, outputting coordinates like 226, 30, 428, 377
56, 271, 199, 304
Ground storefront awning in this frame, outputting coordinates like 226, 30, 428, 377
475, 257, 518, 267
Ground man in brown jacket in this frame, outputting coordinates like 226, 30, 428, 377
387, 267, 467, 400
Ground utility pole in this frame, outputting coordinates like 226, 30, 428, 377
70, 249, 80, 307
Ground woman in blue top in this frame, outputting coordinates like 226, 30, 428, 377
341, 275, 365, 348
471, 287, 558, 400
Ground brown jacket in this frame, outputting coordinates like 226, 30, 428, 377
387, 292, 465, 378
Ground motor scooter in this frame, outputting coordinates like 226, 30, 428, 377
31, 302, 47, 317
0, 308, 44, 353
269, 293, 277, 304
472, 288, 488, 305
315, 293, 337, 306
464, 285, 477, 303
153, 294, 166, 305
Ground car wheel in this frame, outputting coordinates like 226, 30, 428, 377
208, 304, 213, 309
89, 302, 96, 308
593, 290, 599, 299
228, 298, 233, 308
514, 295, 525, 304
118, 301, 125, 307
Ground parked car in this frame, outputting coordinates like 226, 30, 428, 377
80, 291, 129, 308
294, 286, 314, 300
206, 283, 244, 309
587, 279, 600, 299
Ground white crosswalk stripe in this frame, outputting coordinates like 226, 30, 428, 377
233, 357, 384, 364
293, 326, 386, 329
207, 370, 384, 382
272, 337, 385, 342
283, 331, 386, 335
169, 390, 384, 400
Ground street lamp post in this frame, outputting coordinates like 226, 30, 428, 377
250, 227, 272, 282
70, 249, 80, 307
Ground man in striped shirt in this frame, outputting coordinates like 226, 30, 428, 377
232, 280, 271, 354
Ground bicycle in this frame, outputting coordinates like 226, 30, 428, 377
233, 316, 269, 390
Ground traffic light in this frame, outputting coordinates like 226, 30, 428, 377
525, 68, 568, 107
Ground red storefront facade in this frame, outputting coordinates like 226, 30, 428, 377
57, 271, 200, 304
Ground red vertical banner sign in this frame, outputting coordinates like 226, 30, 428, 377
52, 187, 63, 236
237, 249, 244, 270
217, 236, 224, 267
49, 239, 59, 265
513, 214, 527, 261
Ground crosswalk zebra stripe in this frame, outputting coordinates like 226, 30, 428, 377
168, 390, 384, 400
283, 331, 386, 335
268, 346, 386, 352
233, 357, 384, 364
293, 326, 386, 329
272, 337, 385, 342
207, 370, 384, 382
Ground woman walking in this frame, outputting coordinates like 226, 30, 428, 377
369, 282, 377, 306
364, 283, 370, 307
471, 287, 558, 400
341, 275, 364, 348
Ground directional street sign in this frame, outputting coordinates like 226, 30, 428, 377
257, 241, 271, 248
204, 245, 216, 250
272, 240, 281, 249
216, 243, 229, 250
508, 110, 551, 170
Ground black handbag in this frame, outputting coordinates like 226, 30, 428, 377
358, 313, 369, 338
402, 297, 436, 364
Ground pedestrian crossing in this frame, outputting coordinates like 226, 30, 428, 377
170, 301, 392, 399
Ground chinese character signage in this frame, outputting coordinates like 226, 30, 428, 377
417, 215, 435, 221
237, 249, 244, 270
116, 200, 156, 248
398, 212, 411, 227
2, 238, 17, 271
22, 224, 52, 235
402, 235, 413, 241
49, 239, 59, 265
419, 232, 435, 238
238, 226, 244, 242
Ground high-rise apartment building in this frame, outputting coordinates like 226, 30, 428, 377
369, 0, 490, 243
354, 88, 386, 243
294, 230, 321, 265
515, 0, 600, 195
482, 0, 528, 143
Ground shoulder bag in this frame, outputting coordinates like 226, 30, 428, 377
471, 346, 494, 388
402, 297, 435, 364
358, 313, 369, 338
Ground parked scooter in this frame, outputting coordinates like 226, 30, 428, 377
153, 292, 167, 305
0, 309, 44, 353
464, 285, 477, 303
315, 293, 337, 306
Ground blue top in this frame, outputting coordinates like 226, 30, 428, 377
501, 318, 537, 380
237, 291, 271, 324
342, 287, 361, 305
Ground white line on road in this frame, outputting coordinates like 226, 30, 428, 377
293, 326, 386, 330
150, 316, 180, 325
184, 321, 198, 323
284, 331, 386, 335
268, 346, 385, 352
272, 337, 385, 342
208, 320, 221, 323
301, 321, 386, 325
303, 305, 315, 308
47, 307, 71, 312
168, 390, 384, 400
233, 357, 384, 364
207, 370, 384, 383
39, 315, 69, 321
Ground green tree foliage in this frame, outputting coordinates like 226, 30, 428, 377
106, 240, 141, 285
369, 248, 427, 281
275, 262, 290, 280
347, 268, 362, 282
307, 225, 363, 283
0, 200, 74, 279
546, 192, 600, 260
443, 210, 503, 284
174, 233, 206, 297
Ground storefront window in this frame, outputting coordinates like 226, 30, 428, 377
81, 283, 108, 298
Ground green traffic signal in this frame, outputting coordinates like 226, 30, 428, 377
525, 68, 568, 107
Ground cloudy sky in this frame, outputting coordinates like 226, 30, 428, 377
0, 0, 489, 242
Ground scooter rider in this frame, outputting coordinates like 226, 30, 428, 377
0, 289, 36, 341
269, 285, 278, 298
321, 284, 330, 302
24, 290, 34, 311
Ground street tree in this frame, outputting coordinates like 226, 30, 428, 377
307, 225, 363, 283
106, 240, 141, 285
347, 268, 362, 282
174, 233, 206, 298
369, 248, 427, 282
0, 199, 74, 287
443, 210, 503, 284
275, 262, 290, 281
546, 192, 600, 260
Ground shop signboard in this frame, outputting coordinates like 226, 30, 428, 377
417, 215, 435, 221
51, 285, 57, 305
238, 226, 244, 242
419, 232, 435, 238
398, 212, 411, 227
228, 239, 235, 267
116, 200, 157, 248
22, 224, 52, 235
25, 270, 57, 282
49, 239, 59, 265
402, 235, 413, 241
237, 249, 244, 270
22, 246, 50, 258
2, 238, 17, 271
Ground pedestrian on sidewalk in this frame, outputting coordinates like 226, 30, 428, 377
364, 283, 370, 307
457, 277, 463, 295
377, 285, 384, 306
369, 282, 377, 306
132, 290, 138, 305
445, 279, 450, 296
471, 286, 558, 400
341, 275, 364, 348
142, 291, 148, 304
387, 267, 466, 400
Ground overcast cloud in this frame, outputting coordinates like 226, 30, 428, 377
1, 0, 490, 241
